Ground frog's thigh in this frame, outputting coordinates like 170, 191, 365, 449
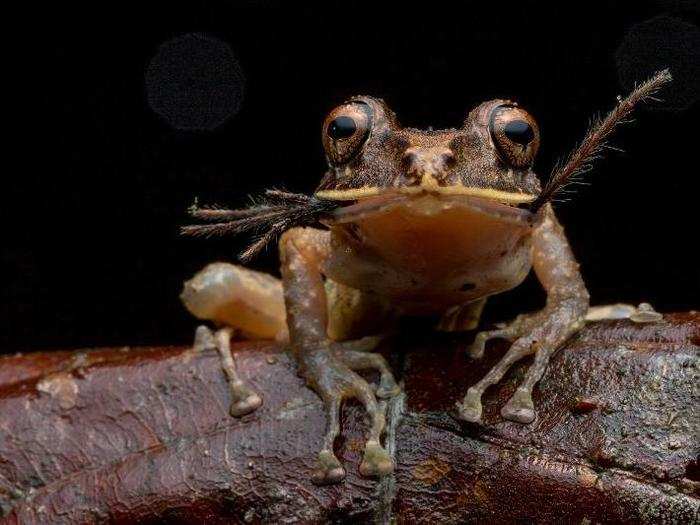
326, 279, 394, 342
436, 298, 487, 332
181, 262, 288, 341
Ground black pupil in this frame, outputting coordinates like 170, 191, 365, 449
503, 120, 534, 145
328, 116, 357, 140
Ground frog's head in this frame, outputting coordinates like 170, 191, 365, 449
182, 71, 669, 261
315, 96, 541, 207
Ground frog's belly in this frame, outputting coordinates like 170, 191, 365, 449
324, 199, 533, 315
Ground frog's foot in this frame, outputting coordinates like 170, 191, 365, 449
360, 439, 394, 477
458, 308, 585, 424
331, 336, 400, 399
314, 449, 345, 485
194, 325, 262, 417
303, 346, 393, 485
456, 333, 534, 423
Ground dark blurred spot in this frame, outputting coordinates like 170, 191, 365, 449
616, 15, 700, 111
146, 33, 245, 130
570, 397, 599, 414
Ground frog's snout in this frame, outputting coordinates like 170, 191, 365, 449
400, 145, 456, 185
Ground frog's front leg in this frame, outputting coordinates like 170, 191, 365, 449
457, 206, 589, 424
280, 227, 396, 485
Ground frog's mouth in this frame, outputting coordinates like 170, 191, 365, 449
315, 184, 537, 207
326, 191, 535, 227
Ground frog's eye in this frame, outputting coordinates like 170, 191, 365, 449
322, 102, 372, 165
489, 105, 540, 168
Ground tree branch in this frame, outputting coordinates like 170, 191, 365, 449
1, 313, 698, 523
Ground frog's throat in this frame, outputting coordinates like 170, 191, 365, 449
315, 184, 536, 206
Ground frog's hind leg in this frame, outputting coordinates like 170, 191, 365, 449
193, 325, 262, 416
585, 302, 663, 323
182, 262, 288, 341
182, 262, 287, 417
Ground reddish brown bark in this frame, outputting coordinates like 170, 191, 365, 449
1, 313, 698, 524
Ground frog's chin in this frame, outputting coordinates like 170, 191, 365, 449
325, 190, 536, 227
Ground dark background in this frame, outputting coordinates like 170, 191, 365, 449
5, 1, 699, 353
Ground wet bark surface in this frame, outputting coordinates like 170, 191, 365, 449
1, 313, 698, 524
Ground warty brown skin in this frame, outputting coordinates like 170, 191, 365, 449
181, 95, 590, 484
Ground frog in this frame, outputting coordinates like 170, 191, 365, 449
180, 70, 670, 485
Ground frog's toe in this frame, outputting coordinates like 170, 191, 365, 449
468, 325, 521, 360
376, 381, 401, 399
376, 368, 401, 398
359, 441, 394, 477
467, 339, 486, 360
193, 324, 216, 352
501, 388, 535, 424
313, 450, 346, 485
229, 388, 262, 417
455, 388, 483, 422
333, 346, 401, 400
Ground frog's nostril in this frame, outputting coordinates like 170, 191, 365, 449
441, 150, 456, 168
400, 147, 456, 184
401, 150, 418, 167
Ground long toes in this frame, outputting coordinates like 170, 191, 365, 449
501, 389, 535, 424
229, 391, 262, 417
312, 450, 346, 485
359, 441, 394, 478
455, 389, 482, 422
